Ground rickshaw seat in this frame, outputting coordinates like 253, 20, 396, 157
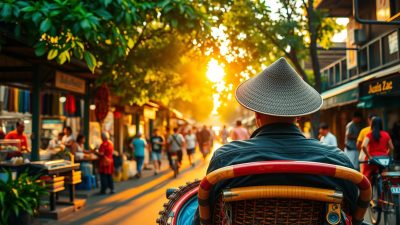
213, 185, 344, 225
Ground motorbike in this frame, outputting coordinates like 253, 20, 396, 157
157, 161, 373, 225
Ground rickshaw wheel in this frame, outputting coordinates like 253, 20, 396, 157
157, 180, 200, 225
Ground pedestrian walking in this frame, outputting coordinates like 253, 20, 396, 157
230, 120, 249, 141
344, 112, 363, 170
220, 125, 229, 144
318, 123, 337, 147
198, 125, 211, 159
150, 129, 164, 175
185, 129, 196, 167
167, 128, 185, 166
361, 117, 394, 182
96, 132, 115, 194
209, 126, 215, 149
130, 132, 148, 178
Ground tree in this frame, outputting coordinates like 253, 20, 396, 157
0, 0, 207, 73
208, 0, 342, 127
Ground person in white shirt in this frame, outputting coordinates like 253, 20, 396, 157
319, 123, 338, 147
185, 129, 197, 167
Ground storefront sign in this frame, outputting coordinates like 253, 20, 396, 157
376, 0, 391, 21
388, 32, 398, 54
360, 74, 400, 97
55, 71, 86, 94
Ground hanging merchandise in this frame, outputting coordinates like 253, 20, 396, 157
65, 94, 77, 116
94, 84, 110, 123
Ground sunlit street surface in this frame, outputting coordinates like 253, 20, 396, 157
38, 146, 218, 225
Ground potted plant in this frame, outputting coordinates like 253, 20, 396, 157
0, 170, 47, 225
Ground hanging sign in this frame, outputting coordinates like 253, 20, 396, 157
359, 74, 400, 97
55, 71, 86, 94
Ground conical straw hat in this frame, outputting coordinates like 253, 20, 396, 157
235, 57, 323, 117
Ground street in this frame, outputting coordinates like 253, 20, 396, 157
38, 151, 211, 225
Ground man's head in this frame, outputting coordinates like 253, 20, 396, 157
101, 132, 109, 141
153, 128, 159, 136
236, 120, 242, 127
173, 127, 179, 133
136, 132, 142, 138
64, 127, 72, 136
16, 121, 25, 134
235, 58, 322, 127
255, 113, 297, 128
367, 113, 376, 126
352, 112, 363, 123
319, 123, 330, 137
188, 129, 193, 135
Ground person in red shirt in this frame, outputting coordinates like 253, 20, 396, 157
361, 117, 394, 181
96, 132, 115, 194
5, 121, 29, 151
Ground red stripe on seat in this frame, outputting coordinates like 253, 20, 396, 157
200, 178, 212, 192
232, 161, 337, 177
358, 177, 371, 190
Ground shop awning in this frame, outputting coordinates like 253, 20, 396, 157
321, 88, 358, 109
357, 95, 400, 109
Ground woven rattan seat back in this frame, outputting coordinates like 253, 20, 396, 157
213, 197, 325, 225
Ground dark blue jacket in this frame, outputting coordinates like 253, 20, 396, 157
194, 123, 358, 224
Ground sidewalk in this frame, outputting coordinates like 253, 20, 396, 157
33, 151, 204, 224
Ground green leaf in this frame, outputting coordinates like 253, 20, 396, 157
40, 18, 52, 33
1, 3, 12, 18
83, 51, 96, 73
12, 204, 19, 217
34, 43, 47, 56
32, 12, 42, 25
21, 6, 35, 13
80, 19, 91, 30
157, 0, 170, 8
94, 9, 112, 20
47, 49, 58, 60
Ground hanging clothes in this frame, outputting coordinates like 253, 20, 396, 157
18, 90, 23, 113
65, 94, 76, 116
0, 86, 5, 104
3, 87, 9, 111
8, 88, 15, 112
14, 88, 19, 112
52, 93, 59, 115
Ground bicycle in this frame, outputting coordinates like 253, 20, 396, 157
360, 156, 400, 225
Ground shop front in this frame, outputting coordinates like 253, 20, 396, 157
0, 35, 96, 218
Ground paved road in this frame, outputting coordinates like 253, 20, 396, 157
48, 152, 212, 225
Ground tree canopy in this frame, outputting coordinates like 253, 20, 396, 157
0, 0, 207, 72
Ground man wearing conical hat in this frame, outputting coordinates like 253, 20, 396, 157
194, 58, 358, 224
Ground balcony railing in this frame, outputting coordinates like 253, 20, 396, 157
321, 29, 400, 92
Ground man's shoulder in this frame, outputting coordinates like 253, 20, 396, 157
209, 137, 353, 171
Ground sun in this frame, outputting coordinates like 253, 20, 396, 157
206, 59, 225, 83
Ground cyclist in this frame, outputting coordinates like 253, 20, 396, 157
361, 117, 394, 181
167, 127, 185, 167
